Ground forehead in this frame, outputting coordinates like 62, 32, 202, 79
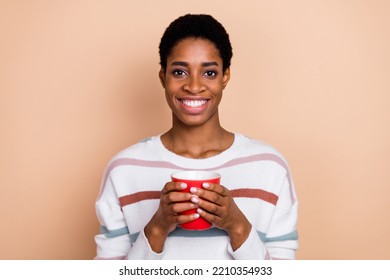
167, 38, 222, 64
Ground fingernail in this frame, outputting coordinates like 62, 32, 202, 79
197, 208, 203, 214
202, 183, 210, 188
193, 213, 200, 219
180, 183, 187, 189
191, 196, 199, 203
190, 187, 198, 193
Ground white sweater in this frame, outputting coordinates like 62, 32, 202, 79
95, 133, 298, 260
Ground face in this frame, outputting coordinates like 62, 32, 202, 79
159, 38, 230, 127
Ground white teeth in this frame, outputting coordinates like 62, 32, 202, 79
181, 99, 207, 108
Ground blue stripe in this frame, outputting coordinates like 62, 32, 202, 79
169, 227, 228, 238
129, 228, 227, 243
139, 137, 152, 143
130, 232, 140, 243
127, 227, 297, 243
259, 230, 299, 243
100, 226, 129, 238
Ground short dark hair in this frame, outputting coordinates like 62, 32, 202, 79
159, 14, 233, 72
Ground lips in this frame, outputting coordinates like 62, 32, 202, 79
178, 98, 209, 113
179, 99, 208, 108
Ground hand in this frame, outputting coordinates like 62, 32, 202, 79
189, 183, 252, 250
144, 181, 199, 252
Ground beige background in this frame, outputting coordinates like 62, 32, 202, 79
1, 0, 389, 259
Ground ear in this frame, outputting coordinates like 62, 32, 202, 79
222, 68, 231, 89
159, 67, 166, 89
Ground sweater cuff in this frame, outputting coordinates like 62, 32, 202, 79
228, 227, 268, 260
127, 229, 164, 260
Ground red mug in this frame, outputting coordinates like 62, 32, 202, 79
171, 170, 221, 230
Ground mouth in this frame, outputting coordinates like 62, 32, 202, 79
178, 98, 209, 108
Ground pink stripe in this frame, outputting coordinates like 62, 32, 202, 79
119, 191, 161, 207
217, 154, 295, 204
230, 188, 278, 205
94, 256, 126, 260
98, 154, 295, 204
97, 158, 181, 200
119, 188, 278, 208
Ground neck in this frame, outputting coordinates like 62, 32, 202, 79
161, 116, 234, 159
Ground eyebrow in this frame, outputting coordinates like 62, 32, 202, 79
170, 61, 219, 67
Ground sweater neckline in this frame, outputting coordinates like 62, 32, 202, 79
154, 133, 246, 168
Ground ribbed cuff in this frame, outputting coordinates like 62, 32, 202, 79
228, 227, 268, 260
127, 229, 164, 260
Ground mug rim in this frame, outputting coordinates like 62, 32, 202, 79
171, 170, 220, 181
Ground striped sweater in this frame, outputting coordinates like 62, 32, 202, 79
95, 133, 298, 260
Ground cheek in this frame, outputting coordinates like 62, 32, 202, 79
164, 79, 182, 93
208, 83, 225, 97
164, 88, 179, 109
164, 91, 174, 105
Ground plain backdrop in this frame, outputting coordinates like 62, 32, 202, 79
1, 0, 389, 259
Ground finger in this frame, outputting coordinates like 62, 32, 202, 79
171, 202, 198, 214
189, 183, 228, 197
162, 191, 193, 204
162, 182, 188, 194
196, 208, 220, 224
175, 212, 201, 225
161, 182, 191, 203
194, 198, 224, 217
190, 187, 225, 206
202, 183, 229, 196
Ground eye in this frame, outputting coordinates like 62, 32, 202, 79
204, 70, 217, 77
172, 69, 187, 77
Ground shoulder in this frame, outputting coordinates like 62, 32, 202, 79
234, 133, 291, 169
108, 135, 161, 162
236, 133, 285, 157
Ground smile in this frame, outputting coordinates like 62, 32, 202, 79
179, 99, 208, 108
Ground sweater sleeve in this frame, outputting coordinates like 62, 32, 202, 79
263, 175, 299, 259
227, 226, 269, 259
94, 170, 166, 260
126, 229, 164, 260
228, 176, 298, 260
94, 173, 130, 260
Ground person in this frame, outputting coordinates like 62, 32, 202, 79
94, 14, 298, 260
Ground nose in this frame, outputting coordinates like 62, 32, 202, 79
183, 74, 206, 94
